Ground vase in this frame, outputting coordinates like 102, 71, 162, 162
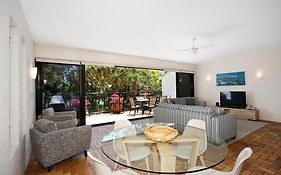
111, 102, 123, 114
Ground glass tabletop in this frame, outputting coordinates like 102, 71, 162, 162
101, 123, 228, 174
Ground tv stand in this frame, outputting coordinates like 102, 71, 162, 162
221, 107, 259, 120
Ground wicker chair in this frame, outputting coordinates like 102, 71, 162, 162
128, 97, 140, 115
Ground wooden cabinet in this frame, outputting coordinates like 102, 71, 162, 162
223, 107, 259, 120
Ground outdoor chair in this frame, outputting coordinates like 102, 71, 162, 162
113, 120, 151, 171
148, 96, 157, 114
128, 97, 140, 116
175, 119, 207, 167
187, 147, 252, 175
87, 152, 139, 175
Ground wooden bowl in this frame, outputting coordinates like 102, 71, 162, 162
144, 125, 179, 142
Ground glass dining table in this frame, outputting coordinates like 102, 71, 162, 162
101, 123, 228, 174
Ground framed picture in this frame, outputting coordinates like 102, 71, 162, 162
216, 71, 245, 86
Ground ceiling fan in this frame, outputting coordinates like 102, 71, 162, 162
175, 38, 213, 55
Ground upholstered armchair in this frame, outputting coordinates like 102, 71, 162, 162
38, 107, 76, 122
29, 119, 92, 171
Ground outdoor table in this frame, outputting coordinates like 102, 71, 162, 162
101, 123, 228, 174
135, 97, 149, 115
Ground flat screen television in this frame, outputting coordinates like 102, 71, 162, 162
220, 91, 246, 109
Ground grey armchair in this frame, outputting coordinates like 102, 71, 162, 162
29, 119, 92, 171
38, 107, 77, 122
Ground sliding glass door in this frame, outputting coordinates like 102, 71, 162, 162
35, 61, 85, 125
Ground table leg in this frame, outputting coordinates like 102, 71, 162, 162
152, 145, 160, 171
156, 142, 176, 174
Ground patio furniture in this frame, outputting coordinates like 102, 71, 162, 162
101, 123, 228, 174
128, 97, 140, 116
38, 107, 76, 122
113, 120, 151, 171
135, 96, 149, 115
175, 119, 207, 167
87, 152, 139, 175
188, 147, 252, 175
148, 96, 157, 114
29, 119, 92, 171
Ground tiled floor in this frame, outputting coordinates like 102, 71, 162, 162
25, 118, 281, 175
86, 111, 153, 125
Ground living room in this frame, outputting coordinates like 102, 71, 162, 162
1, 0, 281, 175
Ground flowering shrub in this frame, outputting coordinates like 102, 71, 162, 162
110, 93, 124, 104
71, 96, 91, 106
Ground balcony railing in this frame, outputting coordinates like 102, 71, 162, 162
86, 91, 161, 115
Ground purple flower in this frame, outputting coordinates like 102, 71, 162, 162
110, 93, 124, 104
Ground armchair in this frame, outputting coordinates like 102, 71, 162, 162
38, 107, 76, 122
30, 119, 92, 171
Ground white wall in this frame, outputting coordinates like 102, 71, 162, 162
195, 49, 281, 122
0, 0, 34, 174
35, 43, 195, 71
162, 72, 177, 98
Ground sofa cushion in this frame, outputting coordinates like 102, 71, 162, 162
56, 119, 78, 130
167, 98, 175, 104
35, 119, 57, 133
42, 107, 55, 117
172, 97, 187, 105
215, 108, 225, 115
186, 97, 196, 106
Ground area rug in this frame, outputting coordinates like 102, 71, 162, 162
227, 118, 267, 144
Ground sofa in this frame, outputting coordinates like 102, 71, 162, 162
30, 118, 92, 171
164, 97, 207, 107
154, 101, 237, 144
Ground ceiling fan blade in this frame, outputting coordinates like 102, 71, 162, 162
174, 49, 190, 52
198, 43, 215, 49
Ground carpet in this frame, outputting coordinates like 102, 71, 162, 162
227, 118, 267, 144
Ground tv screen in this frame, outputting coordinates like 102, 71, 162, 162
220, 91, 246, 109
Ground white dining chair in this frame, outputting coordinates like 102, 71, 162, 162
175, 119, 207, 167
187, 147, 252, 175
87, 152, 139, 175
113, 119, 151, 171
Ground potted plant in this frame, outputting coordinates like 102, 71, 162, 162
110, 93, 124, 114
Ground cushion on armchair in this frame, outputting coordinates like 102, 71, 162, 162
42, 108, 55, 117
35, 119, 57, 133
56, 119, 78, 130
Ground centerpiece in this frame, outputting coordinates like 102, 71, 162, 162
144, 125, 178, 142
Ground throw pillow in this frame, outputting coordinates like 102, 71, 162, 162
56, 119, 78, 130
167, 98, 175, 104
42, 107, 55, 117
186, 97, 196, 106
35, 119, 57, 133
215, 108, 225, 115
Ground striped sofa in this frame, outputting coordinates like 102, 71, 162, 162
154, 103, 237, 144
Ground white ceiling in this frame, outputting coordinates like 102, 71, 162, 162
20, 0, 281, 64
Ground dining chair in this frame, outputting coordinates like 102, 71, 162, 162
128, 97, 140, 116
187, 147, 253, 175
113, 120, 151, 171
175, 119, 207, 167
87, 152, 139, 175
148, 96, 157, 114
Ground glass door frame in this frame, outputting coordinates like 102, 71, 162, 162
35, 60, 86, 125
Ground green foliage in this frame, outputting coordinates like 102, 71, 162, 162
85, 65, 164, 95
